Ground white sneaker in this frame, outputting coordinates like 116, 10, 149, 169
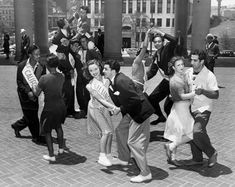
43, 155, 56, 162
130, 173, 152, 183
97, 155, 112, 166
110, 157, 128, 166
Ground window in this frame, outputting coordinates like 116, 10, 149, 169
122, 0, 126, 13
136, 18, 140, 27
142, 0, 146, 13
100, 18, 104, 26
137, 0, 141, 13
141, 32, 146, 41
172, 18, 174, 27
95, 0, 99, 14
157, 0, 163, 13
136, 32, 140, 42
128, 0, 133, 14
95, 18, 99, 26
87, 0, 91, 12
167, 0, 171, 14
173, 0, 175, 13
157, 18, 162, 27
150, 0, 155, 14
166, 18, 170, 27
101, 0, 104, 13
150, 18, 155, 26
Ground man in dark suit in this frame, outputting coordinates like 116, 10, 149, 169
70, 39, 89, 119
52, 18, 76, 117
103, 60, 154, 183
11, 45, 46, 144
146, 29, 177, 125
20, 29, 30, 63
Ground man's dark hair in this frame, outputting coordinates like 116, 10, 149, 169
104, 59, 121, 73
46, 53, 59, 68
79, 35, 88, 41
191, 49, 207, 61
80, 6, 89, 13
57, 18, 65, 29
28, 45, 39, 55
153, 33, 164, 43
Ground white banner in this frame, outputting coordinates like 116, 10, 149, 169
22, 64, 38, 89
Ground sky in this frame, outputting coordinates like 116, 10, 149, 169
211, 0, 235, 6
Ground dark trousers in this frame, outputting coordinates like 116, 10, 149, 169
76, 82, 90, 114
190, 110, 216, 161
205, 60, 215, 73
12, 109, 40, 139
63, 78, 75, 116
19, 50, 28, 62
148, 78, 173, 117
75, 73, 90, 114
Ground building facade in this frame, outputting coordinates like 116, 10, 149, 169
0, 0, 14, 33
82, 0, 176, 48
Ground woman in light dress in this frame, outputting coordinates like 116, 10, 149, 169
164, 56, 195, 166
83, 59, 117, 167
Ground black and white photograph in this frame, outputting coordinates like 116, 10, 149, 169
0, 0, 235, 186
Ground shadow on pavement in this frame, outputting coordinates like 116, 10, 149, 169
102, 158, 169, 182
150, 130, 168, 142
51, 150, 87, 165
169, 160, 232, 178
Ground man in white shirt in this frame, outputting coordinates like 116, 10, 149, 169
185, 49, 219, 168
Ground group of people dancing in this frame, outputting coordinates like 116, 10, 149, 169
11, 5, 220, 183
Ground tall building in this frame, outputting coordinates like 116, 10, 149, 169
82, 0, 176, 48
0, 0, 14, 33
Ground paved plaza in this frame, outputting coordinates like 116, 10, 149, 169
0, 62, 235, 186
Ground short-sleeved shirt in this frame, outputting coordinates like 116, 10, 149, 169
38, 72, 65, 111
170, 74, 189, 102
186, 66, 219, 112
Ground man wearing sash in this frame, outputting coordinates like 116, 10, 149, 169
146, 29, 177, 125
11, 45, 46, 144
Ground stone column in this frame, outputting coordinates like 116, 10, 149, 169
34, 0, 49, 55
191, 0, 211, 51
14, 0, 33, 60
175, 0, 188, 56
104, 0, 122, 60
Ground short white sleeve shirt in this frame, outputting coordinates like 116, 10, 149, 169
186, 66, 219, 112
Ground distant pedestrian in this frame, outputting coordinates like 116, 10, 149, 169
3, 33, 10, 59
184, 49, 219, 168
205, 33, 220, 73
32, 54, 66, 162
20, 29, 30, 62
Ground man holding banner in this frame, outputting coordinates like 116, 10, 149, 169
11, 45, 46, 144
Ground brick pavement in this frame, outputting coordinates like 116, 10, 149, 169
0, 65, 235, 187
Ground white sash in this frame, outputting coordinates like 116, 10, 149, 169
91, 78, 110, 101
22, 61, 38, 89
